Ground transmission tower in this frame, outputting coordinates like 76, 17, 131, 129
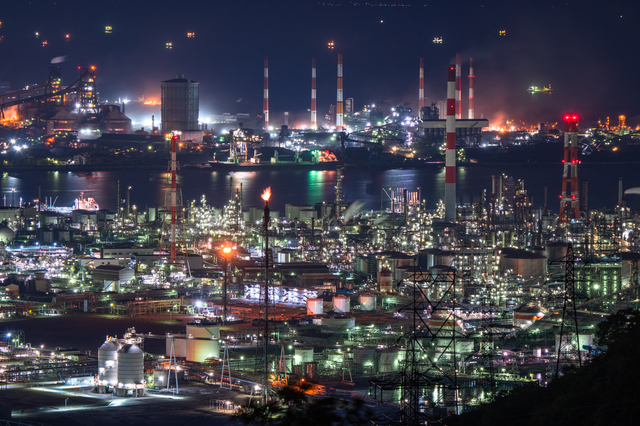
476, 288, 496, 401
555, 243, 582, 378
370, 262, 462, 425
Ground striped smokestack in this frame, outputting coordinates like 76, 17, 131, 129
311, 57, 317, 129
263, 57, 269, 131
455, 53, 461, 119
445, 64, 457, 223
468, 57, 474, 119
336, 53, 343, 131
419, 57, 425, 112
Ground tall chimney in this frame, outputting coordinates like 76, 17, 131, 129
455, 53, 461, 119
419, 57, 425, 113
336, 53, 343, 131
263, 57, 269, 131
445, 64, 457, 222
311, 57, 317, 129
468, 57, 474, 119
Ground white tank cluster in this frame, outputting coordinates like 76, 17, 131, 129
332, 294, 350, 313
165, 321, 220, 363
97, 329, 145, 396
358, 293, 376, 311
306, 298, 323, 315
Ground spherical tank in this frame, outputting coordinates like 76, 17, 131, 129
117, 344, 144, 386
306, 298, 323, 315
333, 295, 350, 313
98, 339, 120, 386
359, 293, 376, 311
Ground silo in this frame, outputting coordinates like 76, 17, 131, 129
333, 294, 350, 313
546, 241, 568, 263
306, 298, 323, 315
98, 338, 120, 387
117, 344, 144, 386
358, 293, 376, 311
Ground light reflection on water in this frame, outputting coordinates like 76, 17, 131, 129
1, 164, 637, 213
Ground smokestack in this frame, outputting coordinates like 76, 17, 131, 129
311, 57, 317, 129
419, 57, 424, 113
284, 111, 289, 126
263, 57, 269, 131
455, 53, 461, 119
445, 64, 457, 223
336, 53, 343, 131
618, 178, 623, 206
468, 57, 474, 119
170, 135, 178, 260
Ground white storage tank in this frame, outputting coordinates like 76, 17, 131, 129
98, 338, 120, 386
333, 294, 350, 313
306, 298, 323, 316
359, 293, 376, 311
117, 343, 144, 386
186, 339, 220, 363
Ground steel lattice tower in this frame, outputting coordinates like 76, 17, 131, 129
370, 262, 461, 425
555, 243, 582, 378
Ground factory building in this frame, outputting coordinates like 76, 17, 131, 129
575, 260, 622, 299
420, 103, 488, 146
165, 322, 220, 363
161, 74, 202, 142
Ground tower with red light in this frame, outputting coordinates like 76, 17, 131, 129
558, 114, 580, 222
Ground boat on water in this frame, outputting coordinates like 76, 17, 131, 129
73, 192, 99, 211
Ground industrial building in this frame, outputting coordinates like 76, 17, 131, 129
160, 74, 202, 142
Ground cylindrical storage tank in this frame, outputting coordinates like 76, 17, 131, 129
333, 295, 350, 313
117, 344, 144, 386
353, 347, 375, 366
306, 298, 323, 316
98, 339, 120, 386
533, 347, 542, 358
294, 347, 314, 366
546, 242, 568, 263
359, 293, 376, 311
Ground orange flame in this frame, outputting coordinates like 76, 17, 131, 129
261, 187, 271, 202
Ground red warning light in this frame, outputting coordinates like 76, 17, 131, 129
572, 195, 576, 199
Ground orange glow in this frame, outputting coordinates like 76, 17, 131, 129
261, 187, 271, 202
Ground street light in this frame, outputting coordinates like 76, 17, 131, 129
261, 187, 271, 405
221, 244, 236, 325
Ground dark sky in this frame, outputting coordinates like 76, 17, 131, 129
0, 0, 637, 126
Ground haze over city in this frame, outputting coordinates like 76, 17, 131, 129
1, 0, 637, 125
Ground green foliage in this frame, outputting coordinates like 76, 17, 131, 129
595, 308, 640, 347
235, 386, 373, 426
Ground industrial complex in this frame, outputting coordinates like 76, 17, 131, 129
0, 50, 640, 426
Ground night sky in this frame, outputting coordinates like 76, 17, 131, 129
0, 0, 637, 126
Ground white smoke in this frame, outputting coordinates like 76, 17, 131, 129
343, 200, 365, 223
50, 56, 67, 64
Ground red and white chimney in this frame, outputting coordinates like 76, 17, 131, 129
468, 57, 474, 120
419, 57, 425, 112
336, 53, 343, 131
263, 57, 269, 131
311, 57, 317, 129
445, 64, 457, 222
